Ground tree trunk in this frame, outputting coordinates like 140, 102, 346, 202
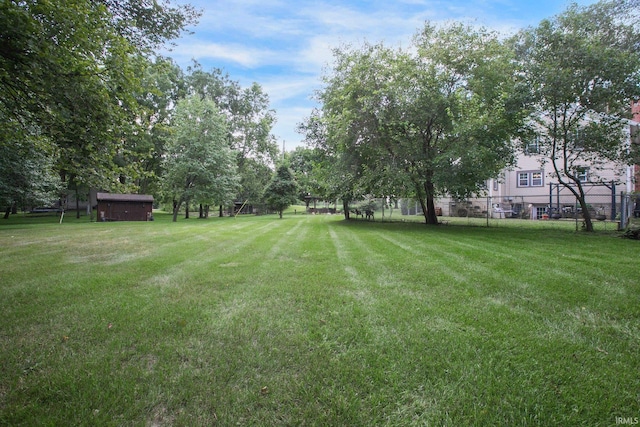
577, 193, 594, 231
219, 205, 223, 217
199, 204, 204, 218
75, 186, 81, 219
343, 199, 350, 220
172, 198, 183, 222
425, 194, 438, 225
185, 201, 190, 219
205, 205, 210, 218
557, 175, 594, 232
420, 180, 439, 225
87, 191, 93, 221
418, 196, 429, 223
3, 205, 10, 219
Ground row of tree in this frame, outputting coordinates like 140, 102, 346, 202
2, 0, 639, 230
1, 0, 191, 215
1, 0, 284, 221
297, 0, 640, 231
158, 64, 282, 222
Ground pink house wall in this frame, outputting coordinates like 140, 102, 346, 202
634, 101, 640, 192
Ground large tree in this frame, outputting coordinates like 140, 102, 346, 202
0, 124, 62, 218
235, 157, 273, 211
127, 57, 188, 195
298, 111, 370, 219
163, 96, 240, 222
0, 0, 198, 214
186, 65, 279, 210
309, 23, 525, 224
263, 164, 300, 219
514, 0, 640, 231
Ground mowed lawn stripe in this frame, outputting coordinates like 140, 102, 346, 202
318, 218, 640, 424
1, 213, 639, 425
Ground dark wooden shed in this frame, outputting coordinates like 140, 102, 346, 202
96, 193, 154, 221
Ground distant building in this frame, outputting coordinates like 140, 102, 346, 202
632, 100, 640, 192
434, 114, 638, 221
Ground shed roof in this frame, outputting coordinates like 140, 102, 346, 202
96, 193, 154, 203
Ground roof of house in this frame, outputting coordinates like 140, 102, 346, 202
96, 193, 154, 203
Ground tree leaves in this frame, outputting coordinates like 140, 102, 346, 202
163, 96, 240, 221
1, 0, 198, 209
308, 23, 523, 224
514, 0, 640, 231
263, 165, 300, 218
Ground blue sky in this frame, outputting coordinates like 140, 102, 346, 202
165, 0, 598, 151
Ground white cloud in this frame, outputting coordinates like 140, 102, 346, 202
170, 41, 279, 68
262, 75, 320, 104
272, 106, 318, 148
166, 0, 601, 152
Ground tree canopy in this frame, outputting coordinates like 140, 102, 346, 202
163, 96, 240, 222
186, 64, 279, 209
513, 0, 640, 231
305, 23, 526, 224
0, 0, 199, 214
263, 165, 300, 219
4, 0, 638, 228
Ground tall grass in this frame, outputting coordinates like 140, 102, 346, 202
1, 212, 639, 426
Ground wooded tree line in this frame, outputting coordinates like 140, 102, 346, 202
296, 0, 640, 231
2, 0, 639, 230
1, 0, 280, 221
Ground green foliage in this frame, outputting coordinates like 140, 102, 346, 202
0, 127, 62, 210
514, 0, 640, 231
128, 57, 188, 194
286, 146, 328, 203
186, 64, 279, 204
162, 96, 240, 221
236, 157, 273, 208
98, 0, 200, 52
263, 164, 300, 218
298, 111, 368, 216
307, 23, 524, 225
0, 0, 198, 207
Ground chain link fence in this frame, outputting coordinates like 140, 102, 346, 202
343, 185, 638, 230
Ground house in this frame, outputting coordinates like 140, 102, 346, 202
632, 100, 640, 192
96, 193, 154, 221
436, 115, 639, 222
482, 148, 630, 221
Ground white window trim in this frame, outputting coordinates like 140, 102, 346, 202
525, 136, 541, 155
576, 168, 589, 183
517, 170, 544, 188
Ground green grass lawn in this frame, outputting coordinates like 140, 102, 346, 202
1, 211, 639, 426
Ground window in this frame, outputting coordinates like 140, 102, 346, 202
518, 172, 529, 187
525, 136, 540, 155
531, 171, 543, 186
517, 171, 544, 187
576, 168, 589, 183
572, 128, 586, 149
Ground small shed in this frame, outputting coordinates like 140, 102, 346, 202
233, 201, 253, 215
96, 193, 154, 221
